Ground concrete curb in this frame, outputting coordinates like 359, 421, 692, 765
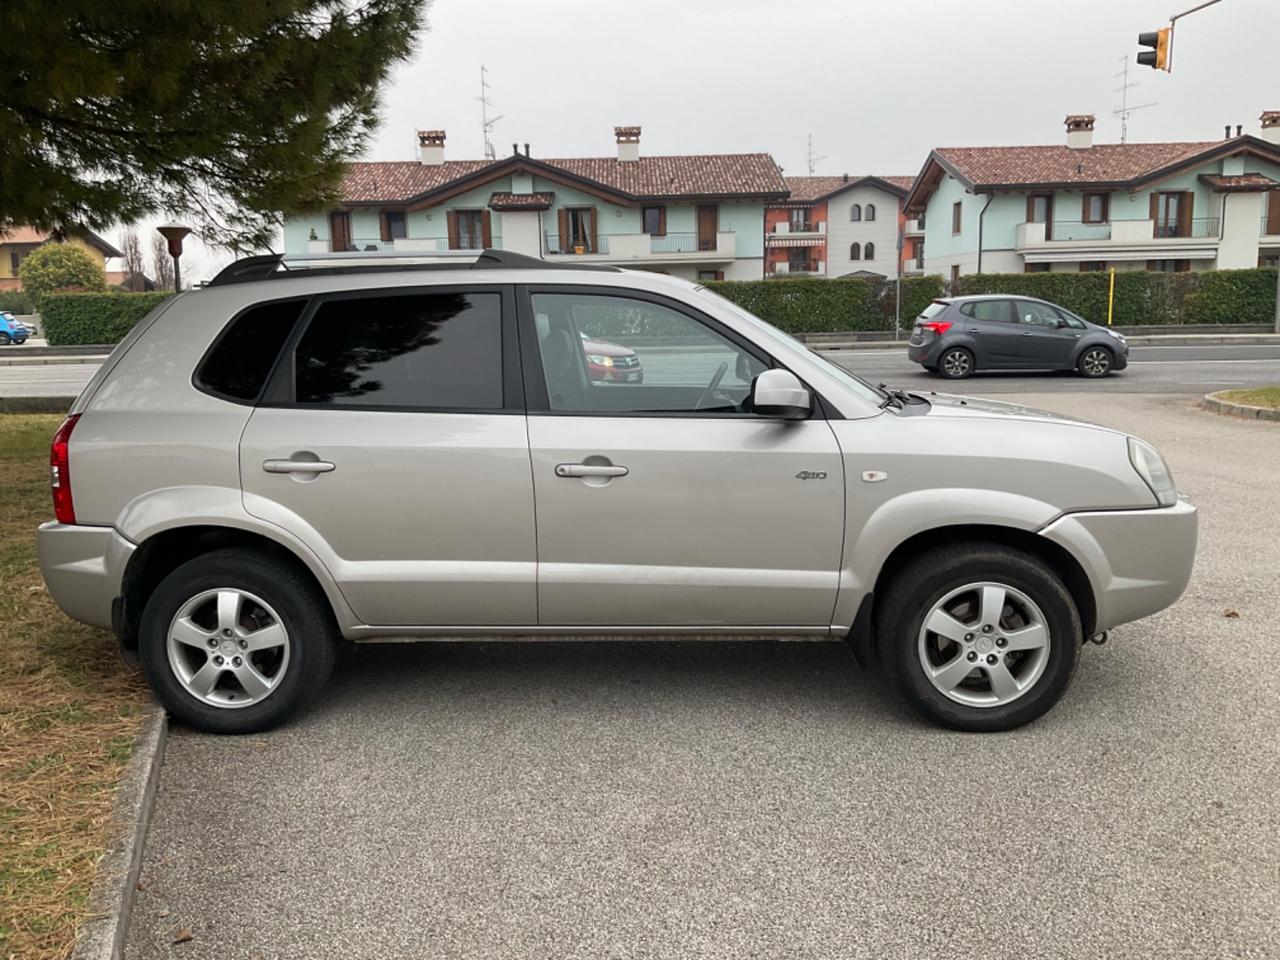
1201, 391, 1280, 422
71, 707, 168, 960
0, 355, 108, 366
0, 396, 77, 413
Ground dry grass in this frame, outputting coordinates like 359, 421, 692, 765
1216, 386, 1280, 410
0, 415, 147, 960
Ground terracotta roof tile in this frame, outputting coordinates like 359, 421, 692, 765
0, 226, 52, 244
935, 141, 1222, 186
338, 154, 787, 204
1199, 172, 1280, 191
781, 175, 915, 202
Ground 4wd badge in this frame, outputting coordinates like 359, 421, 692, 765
795, 470, 827, 481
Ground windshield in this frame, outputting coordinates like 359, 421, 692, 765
695, 286, 886, 404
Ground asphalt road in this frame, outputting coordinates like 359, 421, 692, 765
127, 392, 1279, 960
1, 344, 1279, 398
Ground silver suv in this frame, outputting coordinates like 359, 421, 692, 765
38, 251, 1197, 734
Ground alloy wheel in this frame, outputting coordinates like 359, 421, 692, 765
166, 588, 291, 708
941, 349, 971, 378
917, 581, 1051, 707
1080, 348, 1111, 377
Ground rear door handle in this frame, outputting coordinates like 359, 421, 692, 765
1021, 331, 1033, 336
555, 463, 629, 478
967, 327, 980, 333
263, 458, 336, 474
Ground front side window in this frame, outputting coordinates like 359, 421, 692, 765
531, 292, 767, 415
1015, 301, 1064, 326
292, 292, 503, 409
197, 299, 305, 402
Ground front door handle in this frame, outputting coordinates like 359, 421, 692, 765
1021, 331, 1033, 336
967, 327, 980, 333
555, 463, 629, 479
263, 458, 336, 474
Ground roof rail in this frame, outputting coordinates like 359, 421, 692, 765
206, 247, 618, 287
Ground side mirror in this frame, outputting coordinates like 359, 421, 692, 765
1055, 317, 1069, 329
752, 369, 811, 419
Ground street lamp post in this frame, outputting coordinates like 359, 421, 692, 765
156, 223, 192, 293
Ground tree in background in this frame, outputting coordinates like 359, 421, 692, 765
151, 235, 175, 291
0, 1, 428, 250
18, 244, 107, 300
121, 229, 146, 287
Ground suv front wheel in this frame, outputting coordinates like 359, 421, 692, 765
878, 543, 1080, 731
138, 548, 338, 734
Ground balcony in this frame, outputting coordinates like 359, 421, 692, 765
543, 231, 736, 263
902, 260, 926, 275
307, 237, 500, 254
904, 218, 926, 236
1015, 218, 1222, 264
769, 260, 826, 277
766, 221, 826, 245
543, 234, 610, 255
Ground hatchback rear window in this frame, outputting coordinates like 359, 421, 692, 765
197, 299, 305, 401
918, 301, 948, 320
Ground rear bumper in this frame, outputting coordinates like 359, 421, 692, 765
1039, 497, 1197, 633
906, 340, 942, 365
37, 522, 134, 632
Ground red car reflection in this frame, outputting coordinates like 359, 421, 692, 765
580, 334, 644, 383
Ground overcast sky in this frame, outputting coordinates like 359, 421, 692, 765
134, 0, 1279, 282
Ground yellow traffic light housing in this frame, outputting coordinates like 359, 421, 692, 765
1137, 27, 1172, 71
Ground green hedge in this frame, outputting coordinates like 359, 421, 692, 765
705, 274, 947, 334
0, 291, 35, 314
40, 292, 173, 345
952, 268, 1275, 326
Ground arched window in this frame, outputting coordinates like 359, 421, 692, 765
865, 203, 876, 221
850, 204, 862, 221
864, 241, 876, 260
850, 242, 861, 260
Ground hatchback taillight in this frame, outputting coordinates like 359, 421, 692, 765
50, 414, 80, 524
921, 321, 953, 335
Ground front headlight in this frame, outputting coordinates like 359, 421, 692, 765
1128, 437, 1176, 506
1105, 329, 1126, 342
586, 354, 614, 367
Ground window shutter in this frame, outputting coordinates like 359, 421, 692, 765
379, 212, 392, 242
1027, 195, 1035, 223
1179, 192, 1193, 237
657, 207, 667, 237
557, 208, 569, 252
589, 208, 598, 253
1267, 191, 1280, 234
481, 210, 493, 248
446, 211, 459, 250
1149, 193, 1159, 223
714, 271, 725, 281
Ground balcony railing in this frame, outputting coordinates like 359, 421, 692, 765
544, 234, 609, 255
769, 260, 824, 276
1046, 221, 1112, 242
1153, 217, 1220, 239
329, 238, 397, 252
650, 232, 704, 253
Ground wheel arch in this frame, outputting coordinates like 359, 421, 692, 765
117, 524, 354, 652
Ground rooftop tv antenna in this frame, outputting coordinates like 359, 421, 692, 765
477, 65, 503, 160
1113, 54, 1157, 143
805, 133, 827, 175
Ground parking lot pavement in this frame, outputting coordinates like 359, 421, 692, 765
128, 392, 1279, 960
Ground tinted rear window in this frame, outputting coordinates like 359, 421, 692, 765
197, 299, 304, 401
293, 292, 503, 410
959, 300, 1011, 323
918, 301, 948, 320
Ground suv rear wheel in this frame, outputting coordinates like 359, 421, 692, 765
138, 548, 337, 733
877, 543, 1080, 731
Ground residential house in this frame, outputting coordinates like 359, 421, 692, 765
106, 270, 157, 292
904, 112, 1280, 281
764, 175, 914, 278
0, 226, 123, 291
284, 127, 788, 281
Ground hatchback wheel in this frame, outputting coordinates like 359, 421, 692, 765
1077, 346, 1113, 378
0, 333, 10, 346
937, 347, 974, 380
138, 548, 337, 733
878, 543, 1080, 732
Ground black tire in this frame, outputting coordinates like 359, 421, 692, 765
877, 543, 1081, 732
0, 333, 10, 345
1077, 345, 1113, 378
13, 338, 26, 345
138, 548, 338, 734
937, 347, 974, 380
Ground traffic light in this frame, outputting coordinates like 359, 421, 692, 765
1137, 27, 1171, 71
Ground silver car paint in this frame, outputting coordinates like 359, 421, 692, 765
38, 265, 1196, 644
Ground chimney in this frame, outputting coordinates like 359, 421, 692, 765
1225, 124, 1232, 139
1262, 111, 1280, 145
1236, 124, 1243, 137
523, 143, 530, 157
842, 173, 849, 183
1065, 114, 1095, 150
615, 125, 641, 162
417, 130, 446, 166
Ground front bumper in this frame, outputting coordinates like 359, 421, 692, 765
37, 522, 135, 631
1039, 497, 1197, 633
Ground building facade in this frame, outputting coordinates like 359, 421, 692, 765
0, 227, 122, 291
904, 112, 1280, 280
763, 175, 913, 279
283, 127, 787, 281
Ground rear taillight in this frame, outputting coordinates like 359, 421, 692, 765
921, 321, 953, 335
50, 414, 80, 524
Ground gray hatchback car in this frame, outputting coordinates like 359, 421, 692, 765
907, 295, 1130, 379
38, 251, 1195, 735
